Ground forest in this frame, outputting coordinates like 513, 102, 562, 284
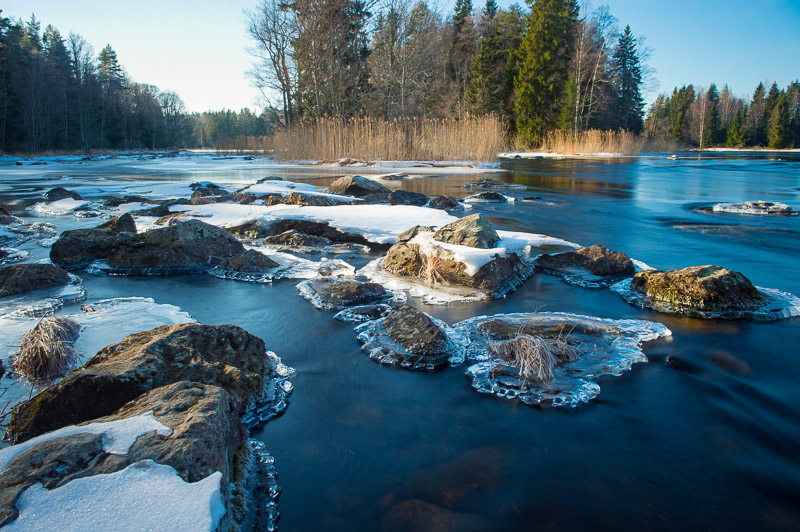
1, 1, 798, 155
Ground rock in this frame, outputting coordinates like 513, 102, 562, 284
264, 219, 373, 247
232, 191, 257, 204
5, 323, 270, 443
256, 176, 283, 183
102, 195, 150, 208
433, 214, 500, 249
389, 190, 428, 206
382, 243, 423, 277
383, 304, 447, 355
220, 250, 279, 272
131, 198, 191, 217
464, 191, 507, 203
104, 220, 245, 273
334, 304, 390, 323
285, 192, 347, 207
463, 177, 507, 189
396, 226, 434, 243
43, 187, 81, 201
326, 175, 390, 197
0, 207, 20, 225
630, 265, 766, 312
50, 228, 127, 269
0, 381, 242, 527
154, 213, 188, 226
427, 195, 459, 211
263, 230, 332, 248
96, 213, 137, 233
225, 220, 269, 240
300, 278, 387, 310
0, 264, 72, 297
537, 244, 634, 277
190, 183, 232, 205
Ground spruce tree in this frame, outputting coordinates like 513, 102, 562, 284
484, 0, 498, 19
701, 84, 719, 148
513, 0, 579, 145
669, 85, 694, 141
610, 25, 644, 133
726, 108, 744, 147
745, 82, 767, 146
768, 91, 790, 149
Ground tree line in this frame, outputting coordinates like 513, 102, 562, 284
247, 0, 648, 145
645, 81, 800, 149
0, 11, 274, 153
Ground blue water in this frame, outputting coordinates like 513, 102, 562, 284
2, 152, 799, 530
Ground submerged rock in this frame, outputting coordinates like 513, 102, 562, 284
0, 264, 72, 297
383, 304, 447, 355
298, 278, 388, 311
630, 265, 765, 313
327, 175, 390, 197
434, 214, 500, 249
389, 190, 428, 206
43, 187, 81, 201
427, 195, 460, 211
5, 322, 271, 443
536, 244, 634, 287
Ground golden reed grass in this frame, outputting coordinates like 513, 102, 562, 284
13, 316, 81, 382
534, 129, 678, 155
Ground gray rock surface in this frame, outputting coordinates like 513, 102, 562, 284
0, 264, 72, 297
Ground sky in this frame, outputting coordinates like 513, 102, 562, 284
3, 0, 799, 113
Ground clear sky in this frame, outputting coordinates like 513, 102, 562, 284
3, 0, 799, 113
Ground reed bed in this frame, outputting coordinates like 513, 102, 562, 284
13, 316, 81, 382
490, 334, 580, 382
536, 129, 678, 155
271, 115, 506, 162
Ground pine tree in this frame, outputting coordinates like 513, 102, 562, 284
745, 82, 767, 146
787, 80, 800, 148
609, 25, 644, 132
484, 0, 498, 19
726, 107, 744, 147
513, 0, 579, 145
669, 85, 694, 141
768, 91, 790, 149
701, 84, 719, 148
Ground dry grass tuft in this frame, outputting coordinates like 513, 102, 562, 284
418, 252, 447, 286
490, 334, 581, 382
13, 316, 82, 382
535, 129, 679, 155
270, 115, 506, 162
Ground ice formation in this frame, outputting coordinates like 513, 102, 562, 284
711, 201, 797, 216
0, 273, 86, 318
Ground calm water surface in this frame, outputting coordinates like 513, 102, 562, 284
2, 153, 799, 530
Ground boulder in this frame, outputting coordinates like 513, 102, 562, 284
382, 243, 423, 277
96, 213, 137, 233
465, 191, 507, 202
537, 244, 634, 277
220, 250, 279, 272
300, 278, 387, 310
0, 264, 72, 297
383, 304, 447, 355
463, 177, 507, 189
427, 195, 459, 211
284, 192, 347, 207
326, 175, 390, 197
43, 187, 81, 201
630, 265, 766, 312
263, 230, 332, 248
104, 220, 245, 273
264, 219, 372, 246
0, 382, 241, 527
190, 183, 232, 205
50, 228, 127, 269
433, 214, 500, 249
102, 195, 150, 208
5, 323, 269, 443
396, 225, 434, 243
389, 190, 428, 206
0, 207, 20, 225
232, 191, 257, 205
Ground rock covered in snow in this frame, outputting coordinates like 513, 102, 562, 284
326, 175, 390, 197
630, 265, 765, 313
0, 264, 72, 297
383, 304, 447, 355
190, 183, 232, 205
462, 191, 509, 203
434, 214, 500, 249
536, 244, 635, 286
711, 200, 797, 216
396, 225, 435, 243
298, 278, 388, 310
5, 323, 271, 443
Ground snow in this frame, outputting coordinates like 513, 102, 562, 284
5, 460, 225, 532
173, 203, 459, 244
496, 230, 580, 251
0, 412, 172, 473
241, 179, 357, 202
31, 198, 88, 215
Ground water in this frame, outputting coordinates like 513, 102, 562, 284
2, 152, 800, 530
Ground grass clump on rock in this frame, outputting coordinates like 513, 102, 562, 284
13, 316, 81, 382
489, 334, 580, 382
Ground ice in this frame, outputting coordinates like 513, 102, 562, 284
241, 351, 295, 428
173, 203, 458, 244
5, 460, 225, 532
0, 412, 172, 473
333, 304, 391, 323
0, 247, 31, 265
0, 273, 86, 318
30, 198, 89, 215
711, 200, 797, 216
496, 230, 580, 253
611, 278, 800, 321
461, 192, 516, 203
354, 313, 468, 370
241, 179, 359, 203
454, 312, 672, 407
236, 439, 282, 531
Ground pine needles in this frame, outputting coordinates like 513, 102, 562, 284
13, 316, 82, 382
489, 334, 580, 382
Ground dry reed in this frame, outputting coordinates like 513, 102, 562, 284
418, 252, 447, 286
535, 129, 678, 155
13, 316, 81, 382
490, 334, 580, 382
271, 115, 506, 162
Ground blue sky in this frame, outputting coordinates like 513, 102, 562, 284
3, 0, 799, 112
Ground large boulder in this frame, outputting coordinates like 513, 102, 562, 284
104, 220, 245, 273
50, 228, 129, 269
263, 230, 333, 248
326, 175, 390, 197
5, 323, 270, 444
433, 214, 500, 249
190, 183, 232, 205
0, 381, 241, 527
43, 187, 81, 201
428, 195, 459, 211
389, 190, 428, 206
630, 265, 766, 312
396, 226, 435, 243
299, 278, 387, 310
96, 213, 137, 233
219, 249, 279, 272
537, 244, 635, 277
383, 304, 447, 355
0, 264, 72, 297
